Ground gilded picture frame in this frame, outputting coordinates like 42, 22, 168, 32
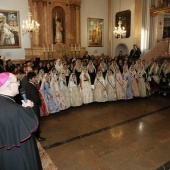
0, 9, 21, 49
87, 18, 104, 47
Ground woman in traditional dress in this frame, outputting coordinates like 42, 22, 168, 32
159, 60, 170, 94
159, 60, 169, 78
59, 73, 71, 109
74, 59, 83, 85
105, 70, 117, 101
142, 60, 149, 74
149, 61, 160, 93
50, 69, 67, 110
134, 59, 142, 72
35, 75, 49, 117
131, 60, 135, 67
110, 60, 119, 74
148, 58, 155, 73
122, 68, 133, 100
123, 59, 129, 70
80, 66, 93, 104
40, 73, 60, 114
98, 60, 107, 78
137, 65, 150, 97
68, 73, 83, 107
61, 63, 70, 86
93, 71, 108, 102
37, 69, 45, 86
117, 59, 124, 74
87, 60, 96, 85
55, 59, 63, 74
115, 67, 125, 100
50, 67, 57, 78
129, 65, 140, 97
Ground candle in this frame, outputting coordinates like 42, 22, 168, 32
71, 44, 73, 52
43, 44, 45, 53
47, 44, 49, 52
79, 44, 80, 52
75, 44, 76, 51
52, 44, 53, 52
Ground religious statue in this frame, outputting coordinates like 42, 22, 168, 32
0, 13, 15, 46
158, 0, 170, 7
55, 13, 63, 43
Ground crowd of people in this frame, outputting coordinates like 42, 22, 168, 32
0, 50, 170, 117
1, 42, 170, 169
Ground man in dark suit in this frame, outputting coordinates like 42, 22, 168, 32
83, 51, 91, 60
25, 72, 46, 141
130, 44, 141, 62
0, 55, 5, 73
6, 59, 15, 73
21, 66, 32, 90
14, 70, 24, 104
117, 51, 124, 61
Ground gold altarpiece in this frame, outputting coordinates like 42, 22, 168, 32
25, 0, 85, 61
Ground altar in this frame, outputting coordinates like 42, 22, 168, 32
25, 44, 85, 61
25, 0, 85, 61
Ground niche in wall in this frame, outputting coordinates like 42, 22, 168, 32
52, 6, 65, 44
115, 43, 129, 56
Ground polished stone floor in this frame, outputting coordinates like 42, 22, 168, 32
40, 94, 170, 170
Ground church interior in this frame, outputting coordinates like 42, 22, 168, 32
1, 0, 170, 169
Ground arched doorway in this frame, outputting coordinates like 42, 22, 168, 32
115, 43, 129, 56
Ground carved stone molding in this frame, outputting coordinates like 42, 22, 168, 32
151, 6, 170, 15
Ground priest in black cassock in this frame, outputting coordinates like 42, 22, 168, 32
0, 72, 42, 170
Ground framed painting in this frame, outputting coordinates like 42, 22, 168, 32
115, 10, 131, 38
0, 10, 21, 49
87, 18, 104, 47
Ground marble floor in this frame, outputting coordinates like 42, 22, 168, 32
40, 94, 170, 170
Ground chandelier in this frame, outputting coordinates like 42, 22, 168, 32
113, 17, 126, 38
22, 11, 40, 37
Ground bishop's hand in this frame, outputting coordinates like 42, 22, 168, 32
22, 100, 34, 108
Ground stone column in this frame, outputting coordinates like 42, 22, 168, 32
149, 0, 156, 48
37, 0, 44, 47
134, 0, 142, 47
108, 0, 113, 57
70, 4, 75, 45
28, 0, 33, 48
33, 0, 39, 47
34, 31, 39, 47
43, 1, 48, 45
75, 5, 80, 45
168, 40, 170, 54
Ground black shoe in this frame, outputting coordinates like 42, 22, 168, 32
38, 137, 46, 141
